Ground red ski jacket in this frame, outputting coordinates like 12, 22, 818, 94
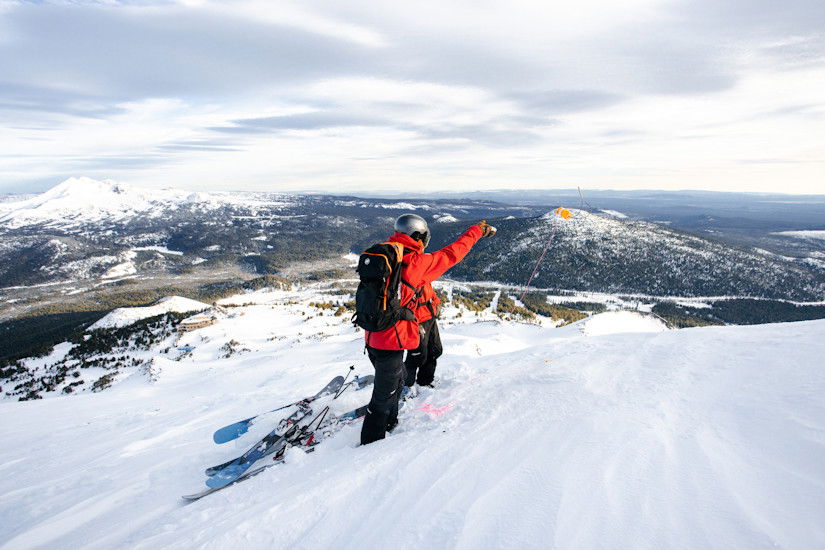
365, 224, 483, 350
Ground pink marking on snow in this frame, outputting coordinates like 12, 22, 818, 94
416, 403, 454, 417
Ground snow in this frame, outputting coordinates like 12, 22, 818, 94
581, 310, 668, 336
676, 300, 713, 309
376, 202, 431, 210
102, 261, 137, 279
0, 178, 295, 229
600, 209, 628, 219
0, 177, 158, 227
343, 252, 359, 266
88, 296, 211, 330
772, 230, 825, 241
1, 286, 825, 549
102, 251, 138, 279
133, 246, 184, 256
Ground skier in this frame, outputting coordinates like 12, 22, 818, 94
361, 214, 496, 445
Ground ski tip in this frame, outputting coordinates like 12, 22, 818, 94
213, 422, 250, 444
182, 486, 219, 501
205, 463, 248, 488
205, 476, 234, 489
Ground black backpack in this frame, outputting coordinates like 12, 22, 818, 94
352, 242, 417, 332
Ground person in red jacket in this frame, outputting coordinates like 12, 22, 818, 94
361, 214, 496, 445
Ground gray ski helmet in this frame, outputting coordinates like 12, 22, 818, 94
394, 213, 431, 247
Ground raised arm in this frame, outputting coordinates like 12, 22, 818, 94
407, 225, 483, 286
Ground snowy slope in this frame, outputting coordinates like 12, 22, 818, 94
0, 287, 824, 549
88, 296, 212, 330
581, 310, 668, 335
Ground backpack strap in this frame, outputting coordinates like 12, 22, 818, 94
397, 248, 425, 310
400, 278, 425, 309
386, 242, 404, 262
379, 242, 405, 310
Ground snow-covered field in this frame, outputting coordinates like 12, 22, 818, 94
1, 286, 824, 549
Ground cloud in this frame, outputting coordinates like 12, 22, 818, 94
677, 0, 825, 36
0, 0, 824, 194
209, 112, 386, 134
671, 0, 825, 72
0, 81, 126, 121
221, 1, 389, 48
158, 141, 243, 152
402, 120, 544, 149
508, 90, 625, 115
0, 2, 373, 100
65, 153, 174, 171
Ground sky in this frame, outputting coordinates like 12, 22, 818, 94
0, 0, 824, 195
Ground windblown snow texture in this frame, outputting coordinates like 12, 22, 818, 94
0, 287, 824, 549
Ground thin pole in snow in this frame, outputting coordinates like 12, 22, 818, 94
510, 215, 559, 315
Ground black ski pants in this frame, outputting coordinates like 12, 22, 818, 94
361, 346, 405, 446
404, 318, 443, 387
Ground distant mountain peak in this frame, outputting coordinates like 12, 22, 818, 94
30, 177, 137, 207
0, 177, 157, 226
50, 176, 127, 194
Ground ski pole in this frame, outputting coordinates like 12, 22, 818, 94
334, 365, 356, 399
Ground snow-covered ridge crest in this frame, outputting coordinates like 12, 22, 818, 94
89, 296, 211, 330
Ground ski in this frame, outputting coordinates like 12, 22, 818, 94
184, 373, 380, 499
334, 399, 404, 422
204, 374, 374, 483
183, 455, 287, 501
212, 375, 346, 444
205, 406, 312, 488
352, 374, 374, 391
211, 374, 373, 444
184, 401, 379, 500
337, 403, 369, 422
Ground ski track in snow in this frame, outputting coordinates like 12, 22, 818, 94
1, 287, 824, 549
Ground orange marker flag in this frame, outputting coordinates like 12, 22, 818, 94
554, 207, 572, 219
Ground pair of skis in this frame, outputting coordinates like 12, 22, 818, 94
183, 370, 374, 501
211, 375, 355, 444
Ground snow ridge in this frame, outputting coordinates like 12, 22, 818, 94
1, 284, 824, 549
89, 296, 211, 330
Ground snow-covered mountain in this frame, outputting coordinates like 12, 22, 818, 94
442, 210, 825, 301
0, 283, 823, 549
1, 178, 821, 333
0, 178, 524, 292
0, 177, 291, 229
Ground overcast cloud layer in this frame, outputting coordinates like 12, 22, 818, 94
0, 0, 823, 194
